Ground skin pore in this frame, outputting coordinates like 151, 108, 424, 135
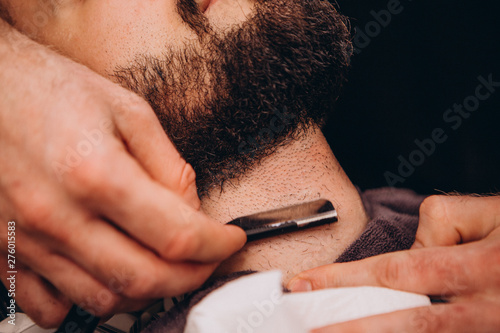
2, 0, 368, 282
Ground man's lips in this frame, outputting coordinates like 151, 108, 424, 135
199, 0, 218, 13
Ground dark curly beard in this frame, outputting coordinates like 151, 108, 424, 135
113, 0, 352, 198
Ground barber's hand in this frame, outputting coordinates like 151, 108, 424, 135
287, 195, 500, 332
0, 23, 245, 327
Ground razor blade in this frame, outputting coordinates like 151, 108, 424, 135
226, 199, 337, 242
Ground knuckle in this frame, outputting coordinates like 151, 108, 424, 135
68, 158, 126, 202
21, 302, 68, 329
408, 306, 446, 332
93, 294, 122, 317
130, 97, 153, 115
410, 303, 472, 333
420, 195, 448, 222
79, 289, 122, 317
375, 254, 406, 287
115, 92, 152, 117
160, 227, 199, 260
14, 193, 54, 232
418, 195, 454, 245
121, 268, 157, 299
68, 158, 110, 197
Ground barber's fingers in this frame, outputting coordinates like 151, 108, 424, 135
69, 148, 245, 264
288, 234, 500, 295
1, 237, 152, 327
17, 223, 197, 306
8, 183, 220, 300
111, 93, 200, 207
413, 195, 500, 248
311, 300, 500, 333
0, 260, 71, 328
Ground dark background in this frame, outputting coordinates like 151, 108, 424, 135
324, 0, 500, 195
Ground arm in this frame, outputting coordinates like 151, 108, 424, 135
288, 195, 500, 332
0, 18, 245, 328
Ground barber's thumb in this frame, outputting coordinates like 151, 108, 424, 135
415, 195, 500, 248
412, 195, 464, 248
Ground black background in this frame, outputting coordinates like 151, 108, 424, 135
324, 0, 500, 195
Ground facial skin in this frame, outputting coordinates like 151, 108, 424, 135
4, 0, 352, 195
2, 0, 368, 281
4, 0, 254, 75
207, 126, 369, 280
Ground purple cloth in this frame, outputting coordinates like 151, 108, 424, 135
336, 187, 426, 263
144, 187, 426, 332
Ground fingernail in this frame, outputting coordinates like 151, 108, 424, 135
289, 279, 312, 292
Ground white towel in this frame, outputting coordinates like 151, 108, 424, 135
185, 270, 430, 333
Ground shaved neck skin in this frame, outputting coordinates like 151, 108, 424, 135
202, 125, 369, 282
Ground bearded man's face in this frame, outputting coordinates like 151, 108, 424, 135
4, 0, 352, 195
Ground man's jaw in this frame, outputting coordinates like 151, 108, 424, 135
114, 0, 353, 197
202, 126, 369, 282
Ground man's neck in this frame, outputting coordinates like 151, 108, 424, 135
201, 125, 369, 282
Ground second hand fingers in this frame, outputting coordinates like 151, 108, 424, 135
288, 245, 490, 296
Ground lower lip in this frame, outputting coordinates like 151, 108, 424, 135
204, 0, 219, 13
